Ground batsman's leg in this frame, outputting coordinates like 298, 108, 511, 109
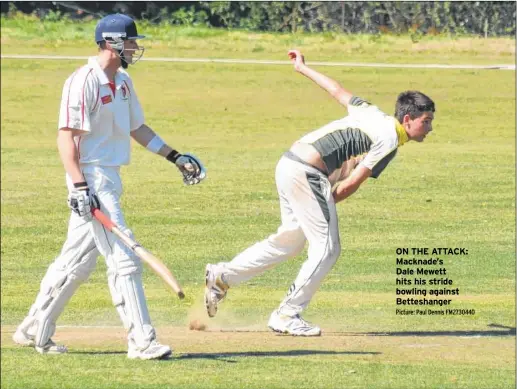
14, 212, 99, 354
98, 226, 171, 360
90, 166, 171, 360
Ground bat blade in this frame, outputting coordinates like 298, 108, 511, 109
92, 208, 185, 299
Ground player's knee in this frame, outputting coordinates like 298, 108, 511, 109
110, 229, 142, 276
328, 242, 341, 263
115, 257, 142, 276
41, 264, 67, 292
269, 230, 306, 256
289, 240, 306, 257
72, 251, 98, 282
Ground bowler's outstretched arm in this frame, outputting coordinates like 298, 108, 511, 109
288, 49, 354, 109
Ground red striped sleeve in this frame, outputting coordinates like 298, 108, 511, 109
81, 69, 94, 128
91, 83, 100, 112
123, 80, 131, 96
66, 71, 78, 128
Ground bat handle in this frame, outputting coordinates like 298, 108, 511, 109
92, 208, 116, 231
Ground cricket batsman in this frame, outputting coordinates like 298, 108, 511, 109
13, 14, 205, 358
205, 49, 435, 336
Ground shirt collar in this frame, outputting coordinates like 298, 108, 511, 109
395, 118, 409, 146
88, 56, 111, 85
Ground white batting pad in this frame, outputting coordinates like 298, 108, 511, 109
26, 249, 98, 347
111, 272, 155, 349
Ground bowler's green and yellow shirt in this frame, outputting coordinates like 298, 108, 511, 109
298, 96, 408, 185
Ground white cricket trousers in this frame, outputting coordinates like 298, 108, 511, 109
217, 152, 341, 317
18, 165, 156, 350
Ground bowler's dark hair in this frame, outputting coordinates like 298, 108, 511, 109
395, 91, 435, 123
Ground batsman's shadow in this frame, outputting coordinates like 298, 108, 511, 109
177, 349, 380, 363
70, 351, 128, 355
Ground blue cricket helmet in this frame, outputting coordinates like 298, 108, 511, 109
95, 14, 145, 45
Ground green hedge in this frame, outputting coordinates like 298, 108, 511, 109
3, 1, 516, 36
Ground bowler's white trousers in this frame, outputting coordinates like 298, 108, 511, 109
17, 165, 156, 350
217, 152, 341, 317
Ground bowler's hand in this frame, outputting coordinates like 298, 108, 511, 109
288, 50, 306, 72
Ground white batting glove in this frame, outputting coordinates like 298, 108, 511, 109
67, 182, 100, 220
167, 151, 207, 186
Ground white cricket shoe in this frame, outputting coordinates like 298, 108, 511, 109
13, 328, 35, 346
14, 326, 67, 354
268, 310, 322, 337
205, 264, 229, 318
127, 340, 172, 360
35, 339, 68, 355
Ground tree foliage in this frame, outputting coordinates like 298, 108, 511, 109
2, 1, 515, 36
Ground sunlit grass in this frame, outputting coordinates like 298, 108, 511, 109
1, 26, 515, 389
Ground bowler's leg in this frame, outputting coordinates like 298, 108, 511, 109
217, 199, 307, 286
205, 158, 307, 317
268, 160, 341, 336
277, 174, 340, 317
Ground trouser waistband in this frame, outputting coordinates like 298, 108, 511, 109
283, 150, 328, 176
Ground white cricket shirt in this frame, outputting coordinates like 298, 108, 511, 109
58, 57, 145, 166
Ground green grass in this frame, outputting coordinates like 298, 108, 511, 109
1, 333, 514, 389
1, 14, 515, 65
1, 22, 515, 389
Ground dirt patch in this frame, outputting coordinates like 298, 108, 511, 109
2, 324, 514, 368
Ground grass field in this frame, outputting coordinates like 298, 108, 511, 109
1, 20, 516, 389
1, 15, 515, 65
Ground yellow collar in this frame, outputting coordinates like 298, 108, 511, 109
395, 119, 409, 146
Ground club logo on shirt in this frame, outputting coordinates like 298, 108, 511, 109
101, 95, 112, 105
121, 85, 128, 101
